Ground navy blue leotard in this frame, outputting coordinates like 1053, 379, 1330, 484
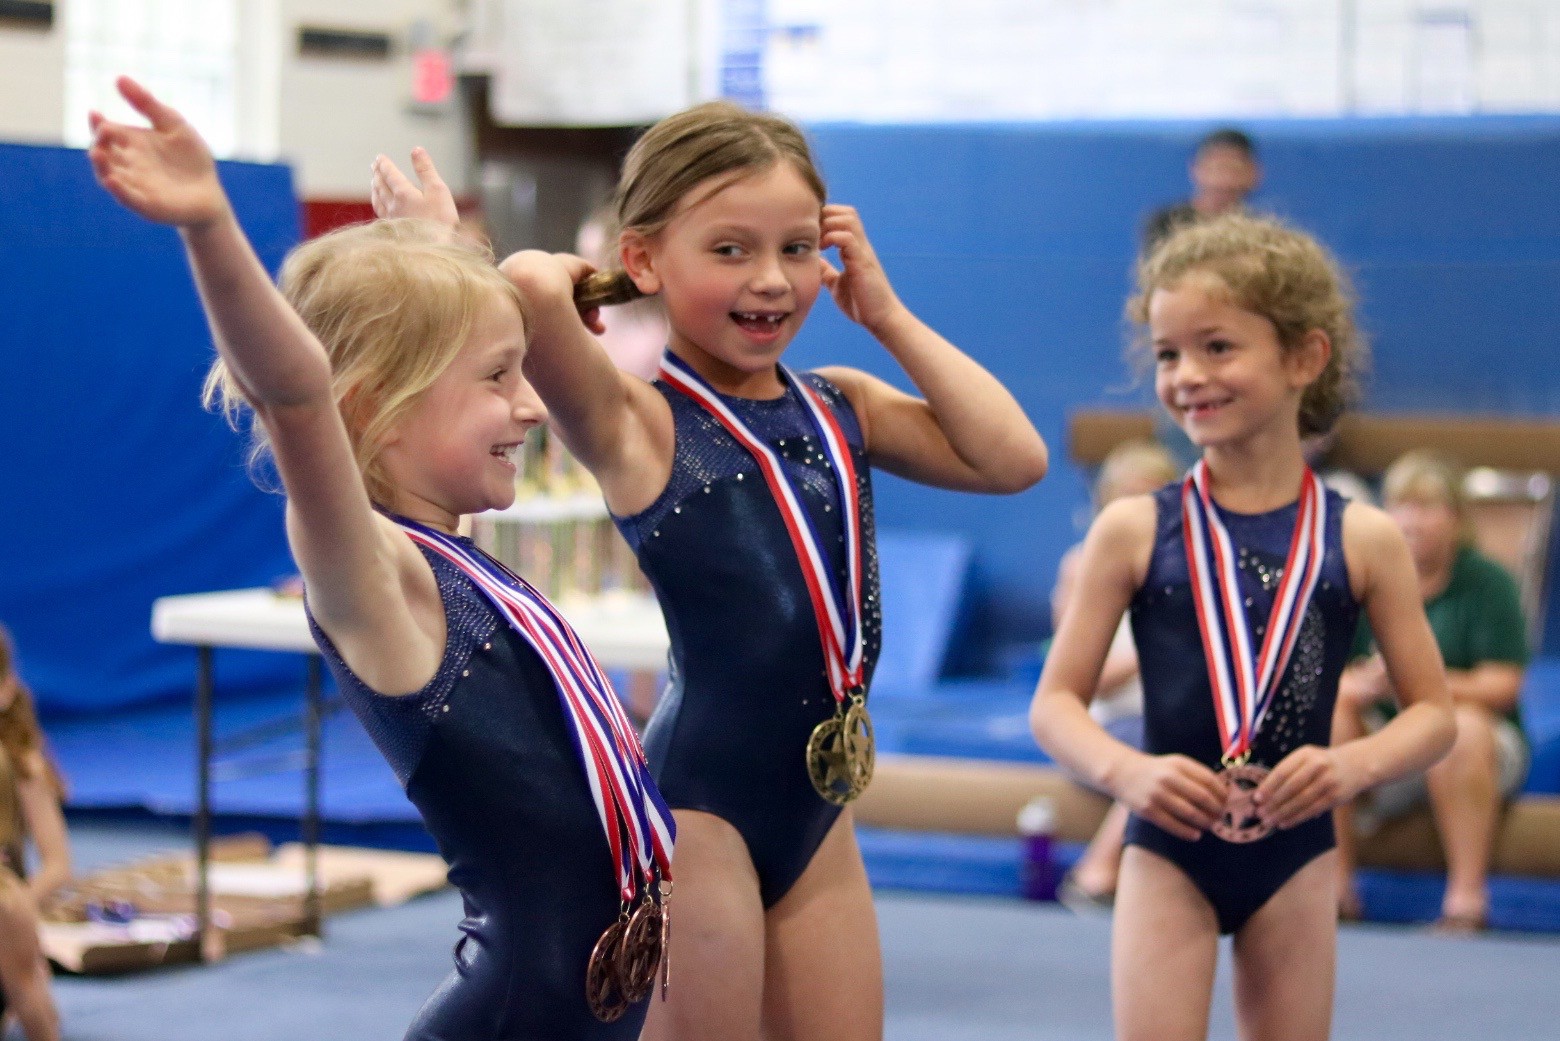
309, 545, 648, 1040
614, 370, 882, 909
1126, 483, 1359, 935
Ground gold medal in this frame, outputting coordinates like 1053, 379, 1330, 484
615, 897, 663, 1004
585, 917, 630, 1022
806, 692, 875, 805
657, 879, 673, 1001
1211, 762, 1272, 844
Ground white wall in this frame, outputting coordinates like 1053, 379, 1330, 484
278, 0, 469, 196
0, 20, 65, 144
0, 0, 470, 196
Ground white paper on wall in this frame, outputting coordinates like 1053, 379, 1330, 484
491, 0, 697, 126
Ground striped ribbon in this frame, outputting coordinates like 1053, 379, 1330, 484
659, 355, 865, 703
1181, 462, 1327, 765
393, 515, 674, 900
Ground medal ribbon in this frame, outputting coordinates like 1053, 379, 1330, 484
393, 516, 674, 900
658, 355, 865, 704
1181, 462, 1327, 766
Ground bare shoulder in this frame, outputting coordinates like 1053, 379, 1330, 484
1340, 499, 1410, 600
1084, 493, 1160, 591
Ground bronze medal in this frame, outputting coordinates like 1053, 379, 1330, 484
1211, 762, 1272, 844
806, 693, 875, 806
585, 918, 630, 1022
615, 898, 663, 1003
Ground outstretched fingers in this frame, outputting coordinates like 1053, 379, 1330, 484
115, 75, 184, 132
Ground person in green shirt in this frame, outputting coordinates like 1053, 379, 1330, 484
1333, 452, 1530, 931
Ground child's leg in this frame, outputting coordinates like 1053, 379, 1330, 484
1424, 704, 1502, 924
759, 808, 883, 1041
1230, 851, 1337, 1041
1113, 846, 1220, 1041
0, 873, 60, 1041
1072, 801, 1132, 898
1329, 703, 1367, 918
640, 810, 766, 1041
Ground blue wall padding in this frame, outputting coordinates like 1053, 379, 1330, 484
0, 143, 299, 712
874, 531, 971, 695
786, 117, 1560, 665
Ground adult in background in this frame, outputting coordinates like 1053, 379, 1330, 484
1333, 451, 1530, 931
1144, 128, 1263, 469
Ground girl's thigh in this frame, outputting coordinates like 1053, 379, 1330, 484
1113, 845, 1220, 1041
1231, 850, 1337, 1041
640, 809, 767, 1041
761, 809, 883, 1041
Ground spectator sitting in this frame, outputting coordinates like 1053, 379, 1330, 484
1332, 451, 1529, 931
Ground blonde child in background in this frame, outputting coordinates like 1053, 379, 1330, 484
1050, 441, 1180, 911
1031, 213, 1454, 1041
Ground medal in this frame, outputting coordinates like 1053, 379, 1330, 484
390, 517, 675, 1018
586, 917, 630, 1022
661, 357, 874, 805
1182, 463, 1327, 843
806, 690, 875, 805
1210, 761, 1272, 843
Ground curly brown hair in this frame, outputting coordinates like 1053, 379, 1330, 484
1126, 212, 1366, 437
0, 626, 58, 796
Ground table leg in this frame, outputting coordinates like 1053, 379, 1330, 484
195, 644, 214, 961
304, 654, 323, 936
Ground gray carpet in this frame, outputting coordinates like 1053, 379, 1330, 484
30, 822, 1560, 1040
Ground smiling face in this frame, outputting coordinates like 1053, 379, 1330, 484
379, 291, 547, 529
623, 161, 823, 396
1150, 270, 1316, 452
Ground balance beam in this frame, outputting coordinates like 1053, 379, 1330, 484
854, 755, 1560, 876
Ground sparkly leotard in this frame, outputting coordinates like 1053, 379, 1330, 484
1126, 483, 1359, 934
309, 545, 648, 1040
614, 370, 882, 908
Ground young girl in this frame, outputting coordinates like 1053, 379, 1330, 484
0, 627, 68, 1041
90, 78, 675, 1040
373, 102, 1047, 1040
1030, 213, 1455, 1041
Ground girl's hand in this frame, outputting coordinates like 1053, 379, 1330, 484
88, 77, 227, 229
370, 148, 459, 228
1255, 744, 1367, 830
498, 250, 607, 334
1115, 753, 1225, 842
820, 204, 904, 335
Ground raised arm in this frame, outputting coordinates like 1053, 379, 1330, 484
89, 78, 422, 664
814, 205, 1047, 494
1031, 496, 1225, 841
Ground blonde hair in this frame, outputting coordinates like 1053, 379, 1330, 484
1382, 450, 1475, 547
575, 101, 827, 307
1096, 440, 1179, 508
1127, 213, 1365, 437
204, 219, 523, 505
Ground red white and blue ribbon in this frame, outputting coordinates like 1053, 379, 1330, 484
659, 355, 865, 704
1181, 462, 1327, 766
393, 515, 674, 901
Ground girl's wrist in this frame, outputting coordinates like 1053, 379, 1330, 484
863, 299, 916, 344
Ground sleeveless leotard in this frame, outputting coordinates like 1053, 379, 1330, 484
1126, 483, 1359, 934
614, 370, 882, 908
309, 544, 648, 1040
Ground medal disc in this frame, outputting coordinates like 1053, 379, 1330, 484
806, 698, 875, 805
1211, 762, 1272, 844
586, 919, 630, 1022
615, 899, 663, 1003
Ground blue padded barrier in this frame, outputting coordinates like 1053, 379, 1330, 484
0, 143, 299, 713
873, 530, 972, 696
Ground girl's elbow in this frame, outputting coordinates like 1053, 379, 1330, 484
985, 440, 1049, 494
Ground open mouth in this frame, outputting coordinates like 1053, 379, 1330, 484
491, 443, 522, 465
731, 310, 787, 335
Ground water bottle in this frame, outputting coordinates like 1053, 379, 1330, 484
1017, 795, 1059, 901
